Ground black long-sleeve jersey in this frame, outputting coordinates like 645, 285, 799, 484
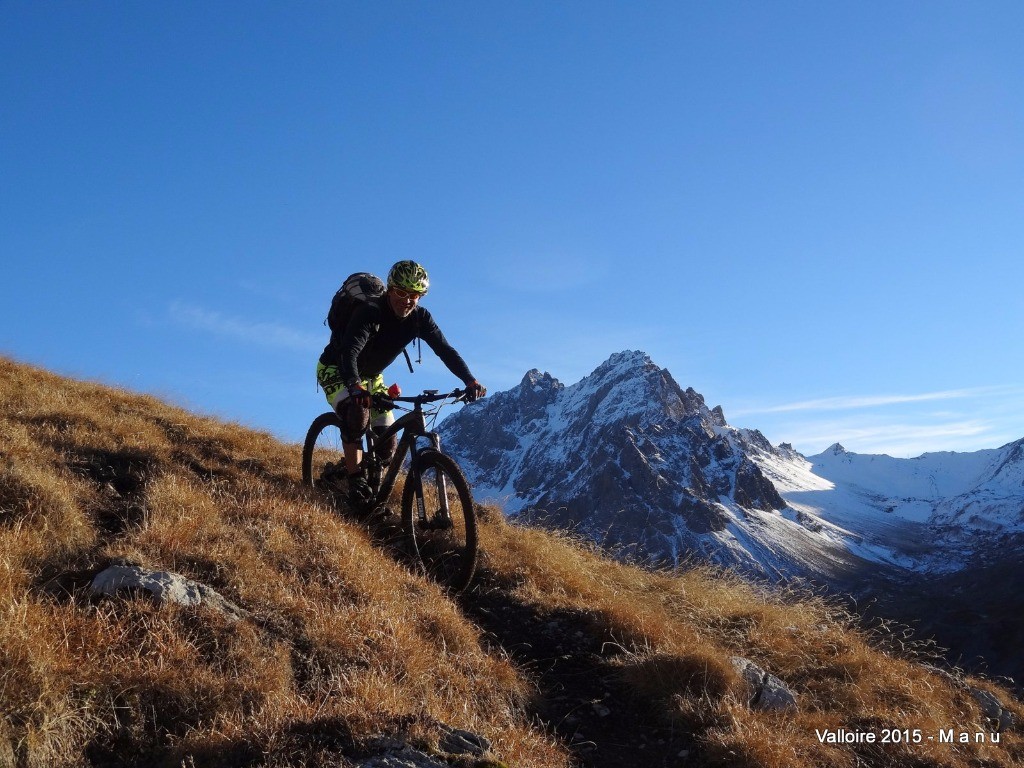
319, 297, 475, 388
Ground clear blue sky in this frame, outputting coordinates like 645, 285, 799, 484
3, 2, 1022, 458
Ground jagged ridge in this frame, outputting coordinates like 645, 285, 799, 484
440, 351, 851, 576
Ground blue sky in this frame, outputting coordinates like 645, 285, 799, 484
2, 2, 1022, 458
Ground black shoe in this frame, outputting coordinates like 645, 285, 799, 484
319, 462, 347, 492
347, 472, 373, 509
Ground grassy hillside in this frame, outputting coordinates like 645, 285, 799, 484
1, 355, 1021, 768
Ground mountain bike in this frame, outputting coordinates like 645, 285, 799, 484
301, 389, 478, 591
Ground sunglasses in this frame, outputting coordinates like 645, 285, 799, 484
391, 287, 425, 300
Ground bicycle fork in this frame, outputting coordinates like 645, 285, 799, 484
413, 443, 453, 531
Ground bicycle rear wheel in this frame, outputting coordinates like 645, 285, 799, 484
401, 449, 478, 592
302, 412, 347, 493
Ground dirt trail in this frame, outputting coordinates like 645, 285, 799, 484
458, 570, 697, 768
360, 508, 697, 767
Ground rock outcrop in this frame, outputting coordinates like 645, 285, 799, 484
730, 657, 798, 712
90, 563, 249, 621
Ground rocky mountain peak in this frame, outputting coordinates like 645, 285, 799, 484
710, 405, 727, 427
775, 442, 803, 460
566, 351, 724, 430
594, 349, 655, 371
520, 368, 562, 392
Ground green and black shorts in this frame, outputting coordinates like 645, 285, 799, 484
315, 362, 395, 429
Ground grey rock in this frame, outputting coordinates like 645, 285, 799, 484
710, 405, 727, 427
439, 724, 491, 756
734, 456, 785, 511
970, 687, 1016, 732
355, 726, 493, 768
731, 657, 798, 712
920, 666, 1015, 733
90, 565, 249, 621
357, 743, 450, 768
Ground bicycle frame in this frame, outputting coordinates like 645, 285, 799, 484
364, 403, 451, 524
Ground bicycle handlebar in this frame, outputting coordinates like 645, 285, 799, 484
371, 388, 468, 411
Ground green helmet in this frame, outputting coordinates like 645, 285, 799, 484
387, 260, 430, 294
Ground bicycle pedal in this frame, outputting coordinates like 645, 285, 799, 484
369, 506, 396, 522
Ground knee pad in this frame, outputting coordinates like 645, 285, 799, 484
337, 400, 369, 444
373, 430, 397, 463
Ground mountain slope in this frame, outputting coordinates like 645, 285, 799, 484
749, 438, 1024, 572
2, 355, 1022, 768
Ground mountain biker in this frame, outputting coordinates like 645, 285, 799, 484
316, 260, 486, 507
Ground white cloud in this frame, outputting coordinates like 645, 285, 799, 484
731, 386, 1012, 416
731, 384, 1024, 456
169, 302, 322, 352
781, 419, 993, 456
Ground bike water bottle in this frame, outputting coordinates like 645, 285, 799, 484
388, 383, 402, 398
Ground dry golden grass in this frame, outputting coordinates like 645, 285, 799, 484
476, 513, 1024, 767
0, 356, 564, 767
1, 354, 1021, 768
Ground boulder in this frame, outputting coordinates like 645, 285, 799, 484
439, 724, 491, 756
356, 739, 450, 768
356, 726, 496, 767
921, 665, 1016, 733
731, 657, 798, 712
90, 565, 249, 621
970, 687, 1016, 732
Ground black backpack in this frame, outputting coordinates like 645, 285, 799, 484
325, 272, 386, 334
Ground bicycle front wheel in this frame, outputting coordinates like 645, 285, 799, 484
302, 411, 346, 492
401, 449, 478, 591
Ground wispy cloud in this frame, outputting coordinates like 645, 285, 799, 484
169, 302, 322, 352
782, 419, 993, 455
737, 386, 1024, 457
732, 386, 1014, 416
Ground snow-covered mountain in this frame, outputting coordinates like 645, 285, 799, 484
748, 437, 1024, 573
440, 352, 865, 580
439, 351, 1024, 584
